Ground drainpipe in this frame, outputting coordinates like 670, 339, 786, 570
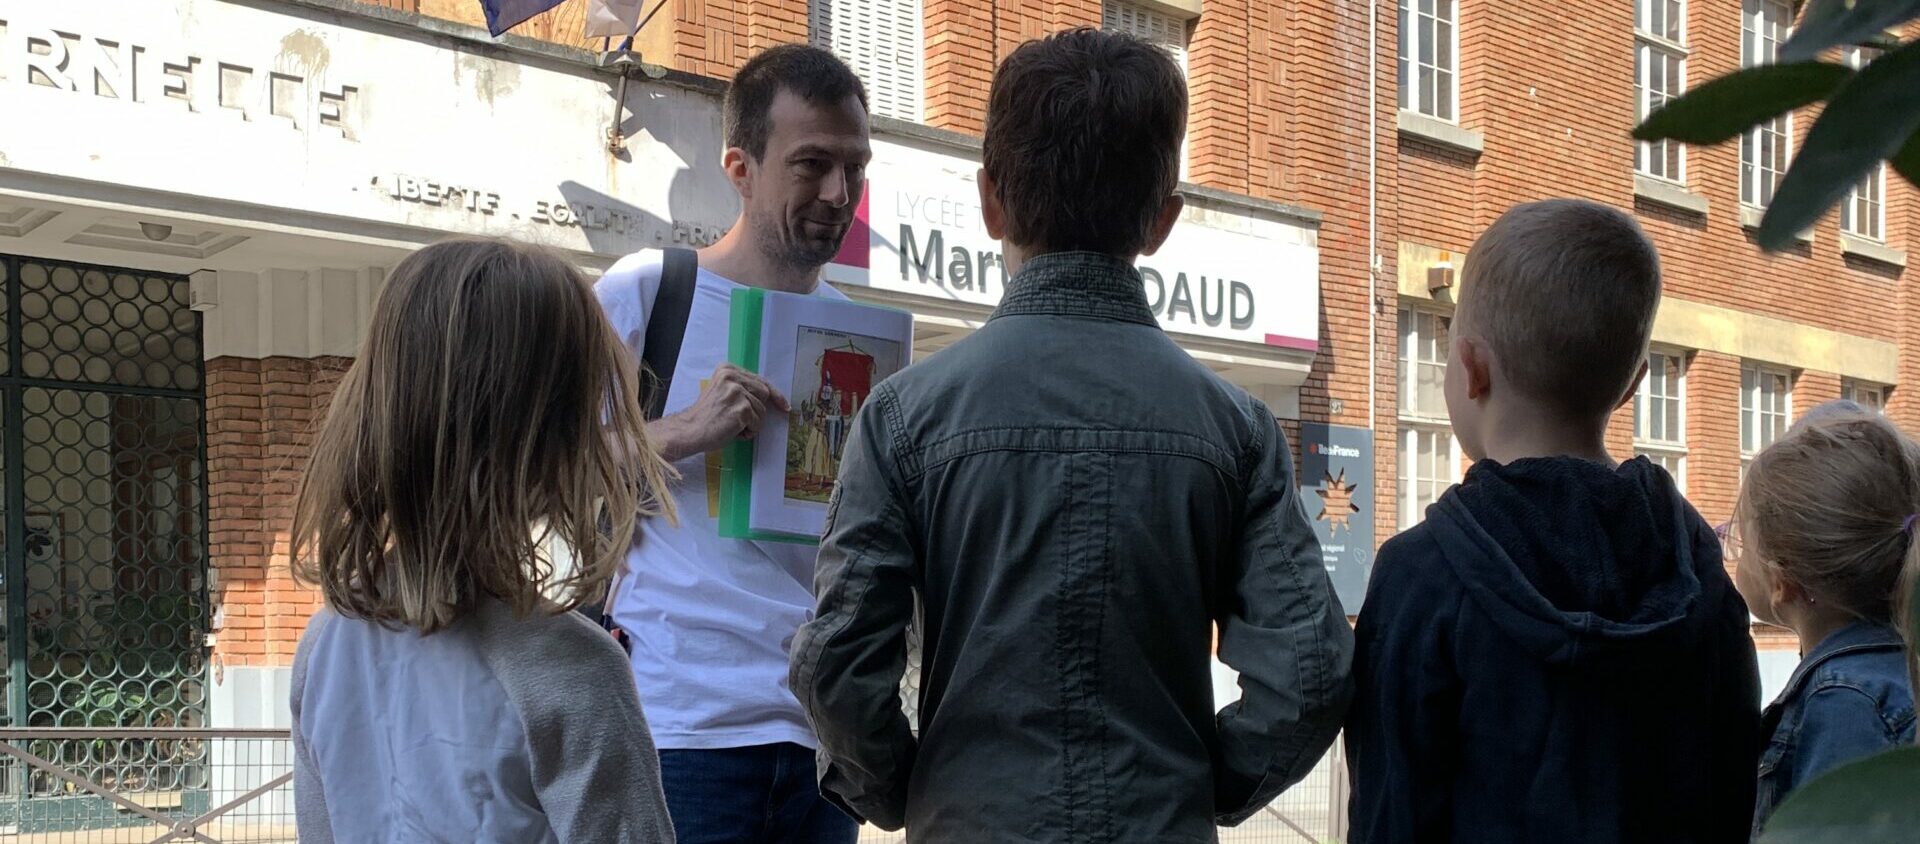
1367, 0, 1379, 433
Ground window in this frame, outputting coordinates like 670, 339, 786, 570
1636, 0, 1687, 181
1842, 47, 1887, 240
1635, 352, 1687, 486
809, 0, 926, 122
1399, 0, 1458, 121
1104, 1, 1188, 70
1844, 379, 1889, 414
1741, 363, 1792, 477
1740, 0, 1792, 208
1103, 1, 1190, 178
1399, 309, 1460, 528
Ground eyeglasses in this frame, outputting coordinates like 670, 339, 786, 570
1714, 521, 1744, 562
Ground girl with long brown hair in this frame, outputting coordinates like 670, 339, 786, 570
288, 238, 677, 842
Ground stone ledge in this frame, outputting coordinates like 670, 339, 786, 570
1840, 233, 1908, 268
1397, 110, 1485, 155
1634, 175, 1709, 216
1138, 0, 1204, 17
1739, 205, 1814, 244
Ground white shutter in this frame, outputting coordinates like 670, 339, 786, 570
810, 0, 926, 122
1102, 1, 1190, 178
1102, 0, 1190, 74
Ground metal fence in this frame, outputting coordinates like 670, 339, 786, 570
858, 740, 1349, 844
0, 729, 292, 844
0, 726, 1341, 843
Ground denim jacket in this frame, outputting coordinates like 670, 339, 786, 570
788, 251, 1355, 843
1752, 622, 1916, 839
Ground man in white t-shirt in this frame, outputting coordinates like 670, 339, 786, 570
595, 45, 870, 844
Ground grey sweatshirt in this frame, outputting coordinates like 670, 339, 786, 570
292, 600, 675, 843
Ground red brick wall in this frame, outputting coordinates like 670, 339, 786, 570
207, 357, 348, 669
1393, 0, 1915, 522
1686, 351, 1742, 530
923, 0, 995, 133
1274, 0, 1404, 552
1405, 0, 1913, 345
1189, 2, 1250, 192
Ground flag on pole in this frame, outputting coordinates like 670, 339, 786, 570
479, 0, 567, 36
585, 0, 647, 38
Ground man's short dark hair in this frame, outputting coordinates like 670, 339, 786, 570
725, 44, 869, 160
982, 28, 1187, 257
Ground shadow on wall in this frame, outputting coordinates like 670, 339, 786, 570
551, 80, 739, 257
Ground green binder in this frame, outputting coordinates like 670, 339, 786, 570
717, 287, 823, 545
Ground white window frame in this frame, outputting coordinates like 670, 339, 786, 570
1843, 379, 1889, 414
1841, 47, 1888, 241
1399, 0, 1460, 122
1635, 0, 1688, 183
808, 0, 927, 123
1740, 0, 1793, 209
1740, 362, 1793, 478
1843, 163, 1888, 241
1634, 350, 1688, 489
1103, 0, 1192, 180
1398, 307, 1462, 529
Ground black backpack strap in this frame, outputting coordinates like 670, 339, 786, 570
588, 248, 700, 653
640, 248, 699, 421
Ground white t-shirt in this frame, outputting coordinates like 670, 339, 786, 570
595, 250, 845, 751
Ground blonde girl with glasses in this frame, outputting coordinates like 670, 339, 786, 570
1733, 406, 1918, 837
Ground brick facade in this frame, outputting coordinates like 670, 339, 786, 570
1394, 1, 1916, 537
313, 0, 1916, 659
206, 357, 347, 671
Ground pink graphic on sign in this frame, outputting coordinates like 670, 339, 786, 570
831, 190, 871, 269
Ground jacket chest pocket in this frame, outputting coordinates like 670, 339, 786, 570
1751, 741, 1792, 840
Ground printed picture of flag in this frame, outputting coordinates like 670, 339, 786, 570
783, 324, 901, 503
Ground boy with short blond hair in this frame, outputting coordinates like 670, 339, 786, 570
1346, 199, 1760, 843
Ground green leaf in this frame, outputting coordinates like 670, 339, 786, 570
1633, 63, 1852, 145
1758, 39, 1920, 250
1892, 128, 1920, 187
1778, 0, 1920, 64
1758, 746, 1920, 843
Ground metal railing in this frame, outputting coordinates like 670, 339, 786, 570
0, 726, 1344, 843
858, 740, 1350, 844
0, 728, 293, 844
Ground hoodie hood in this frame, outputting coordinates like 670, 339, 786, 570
1425, 456, 1718, 666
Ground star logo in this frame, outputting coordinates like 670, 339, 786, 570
1315, 468, 1360, 534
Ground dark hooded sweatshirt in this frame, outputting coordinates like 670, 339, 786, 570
1345, 457, 1761, 843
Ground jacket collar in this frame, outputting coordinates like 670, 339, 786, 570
987, 251, 1158, 328
1768, 621, 1908, 709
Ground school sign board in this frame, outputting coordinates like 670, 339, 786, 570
825, 136, 1320, 351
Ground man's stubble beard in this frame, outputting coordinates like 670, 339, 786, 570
753, 206, 846, 276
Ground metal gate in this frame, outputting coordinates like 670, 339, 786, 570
0, 254, 208, 808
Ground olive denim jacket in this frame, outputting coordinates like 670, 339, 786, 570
789, 251, 1355, 843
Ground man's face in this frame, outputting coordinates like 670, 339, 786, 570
743, 90, 871, 272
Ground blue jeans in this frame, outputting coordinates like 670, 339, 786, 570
658, 743, 858, 844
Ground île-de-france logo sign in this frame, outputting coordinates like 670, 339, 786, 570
1309, 442, 1361, 535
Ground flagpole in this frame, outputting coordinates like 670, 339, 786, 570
598, 0, 672, 156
